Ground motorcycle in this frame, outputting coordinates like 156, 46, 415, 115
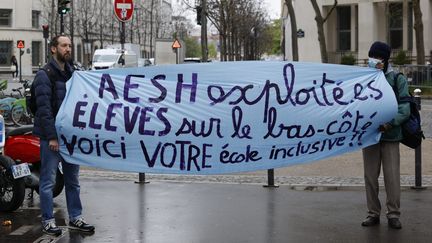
0, 115, 64, 212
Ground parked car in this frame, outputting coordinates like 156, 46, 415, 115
183, 58, 213, 64
139, 58, 154, 67
92, 49, 138, 70
183, 57, 202, 63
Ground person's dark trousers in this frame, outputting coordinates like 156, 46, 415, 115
362, 141, 401, 219
13, 65, 18, 78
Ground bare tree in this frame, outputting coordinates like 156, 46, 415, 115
204, 0, 270, 61
97, 0, 111, 48
39, 0, 58, 37
310, 0, 337, 63
73, 0, 103, 65
412, 0, 425, 64
155, 1, 174, 40
285, 0, 298, 61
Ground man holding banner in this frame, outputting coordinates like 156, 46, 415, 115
33, 35, 95, 236
361, 41, 410, 230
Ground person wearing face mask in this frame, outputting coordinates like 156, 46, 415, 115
361, 41, 410, 229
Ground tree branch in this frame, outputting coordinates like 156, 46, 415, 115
323, 0, 338, 23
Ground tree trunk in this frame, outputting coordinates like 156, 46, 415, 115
285, 0, 298, 61
219, 34, 224, 61
238, 35, 242, 60
201, 0, 208, 62
412, 0, 425, 64
220, 2, 227, 61
310, 0, 337, 63
227, 6, 233, 61
150, 0, 154, 57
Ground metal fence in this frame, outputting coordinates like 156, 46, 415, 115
394, 65, 432, 88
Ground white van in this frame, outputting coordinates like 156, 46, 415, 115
91, 49, 138, 70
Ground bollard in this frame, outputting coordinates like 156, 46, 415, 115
263, 169, 279, 188
135, 173, 150, 184
411, 89, 426, 190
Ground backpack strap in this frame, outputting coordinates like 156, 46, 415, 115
40, 64, 58, 111
391, 72, 402, 101
41, 64, 57, 89
390, 72, 412, 104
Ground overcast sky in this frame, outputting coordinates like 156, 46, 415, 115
173, 0, 281, 20
263, 0, 281, 19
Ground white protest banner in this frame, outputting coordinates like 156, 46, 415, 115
56, 61, 397, 174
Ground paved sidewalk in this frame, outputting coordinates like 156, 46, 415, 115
0, 74, 34, 82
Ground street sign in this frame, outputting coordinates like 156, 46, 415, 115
17, 40, 25, 49
172, 39, 181, 49
297, 29, 305, 38
114, 0, 134, 22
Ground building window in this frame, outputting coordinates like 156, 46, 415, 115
32, 11, 40, 28
0, 9, 12, 27
0, 41, 12, 65
337, 6, 351, 51
388, 3, 403, 49
32, 41, 42, 66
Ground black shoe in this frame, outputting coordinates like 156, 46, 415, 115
42, 222, 62, 236
361, 216, 380, 226
388, 218, 402, 229
69, 218, 95, 232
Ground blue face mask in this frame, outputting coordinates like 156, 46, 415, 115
368, 58, 382, 68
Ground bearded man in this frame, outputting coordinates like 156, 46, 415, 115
33, 35, 95, 236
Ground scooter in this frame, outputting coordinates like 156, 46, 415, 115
0, 115, 64, 212
0, 114, 24, 212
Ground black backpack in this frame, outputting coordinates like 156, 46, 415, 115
391, 73, 425, 149
27, 65, 56, 115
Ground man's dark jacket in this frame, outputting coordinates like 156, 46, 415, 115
32, 58, 73, 140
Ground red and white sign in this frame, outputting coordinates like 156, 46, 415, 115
114, 0, 134, 22
17, 40, 25, 49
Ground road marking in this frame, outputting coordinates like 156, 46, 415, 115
9, 225, 33, 235
33, 235, 58, 243
32, 227, 68, 243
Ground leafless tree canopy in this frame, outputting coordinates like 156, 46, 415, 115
311, 0, 337, 63
39, 0, 175, 62
38, 0, 276, 62
179, 0, 273, 61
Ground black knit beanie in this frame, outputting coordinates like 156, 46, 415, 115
368, 41, 391, 61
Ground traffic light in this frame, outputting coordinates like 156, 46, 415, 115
42, 25, 49, 38
58, 0, 71, 14
196, 6, 202, 25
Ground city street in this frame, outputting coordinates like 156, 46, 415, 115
1, 75, 432, 243
1, 178, 432, 243
2, 0, 432, 241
